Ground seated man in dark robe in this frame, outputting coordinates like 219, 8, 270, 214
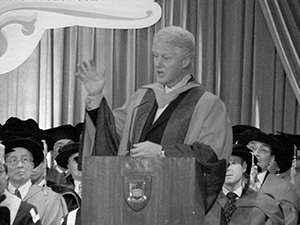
237, 129, 299, 225
205, 144, 284, 225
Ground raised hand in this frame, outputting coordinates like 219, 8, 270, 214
76, 59, 106, 96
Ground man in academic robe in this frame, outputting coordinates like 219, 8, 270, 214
0, 143, 41, 225
237, 129, 299, 225
205, 144, 284, 225
76, 25, 233, 217
57, 143, 83, 225
56, 143, 82, 198
2, 136, 69, 225
31, 154, 81, 213
44, 124, 80, 185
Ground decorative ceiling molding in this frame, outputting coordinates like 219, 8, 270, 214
0, 0, 162, 74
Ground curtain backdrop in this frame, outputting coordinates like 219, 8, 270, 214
0, 0, 299, 134
259, 0, 300, 104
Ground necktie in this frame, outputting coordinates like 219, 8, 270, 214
223, 192, 238, 224
14, 189, 22, 199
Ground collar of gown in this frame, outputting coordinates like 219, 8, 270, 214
142, 78, 201, 108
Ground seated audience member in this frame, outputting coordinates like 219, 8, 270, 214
56, 143, 82, 198
0, 117, 66, 186
30, 147, 81, 212
237, 129, 299, 225
45, 124, 80, 184
0, 144, 41, 225
2, 136, 69, 225
205, 144, 284, 225
58, 143, 82, 225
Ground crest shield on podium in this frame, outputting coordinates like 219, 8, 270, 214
82, 156, 205, 225
123, 175, 152, 212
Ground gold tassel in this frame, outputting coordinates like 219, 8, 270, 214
290, 145, 297, 185
0, 144, 5, 164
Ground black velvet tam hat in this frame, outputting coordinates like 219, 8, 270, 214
45, 125, 79, 145
232, 124, 260, 144
2, 136, 44, 168
237, 129, 283, 157
56, 142, 79, 170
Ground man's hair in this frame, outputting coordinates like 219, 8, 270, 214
153, 26, 195, 62
239, 157, 249, 175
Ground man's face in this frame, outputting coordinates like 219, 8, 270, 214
0, 164, 7, 194
53, 139, 74, 158
152, 42, 188, 88
225, 155, 246, 188
247, 141, 274, 172
67, 153, 82, 181
6, 147, 34, 186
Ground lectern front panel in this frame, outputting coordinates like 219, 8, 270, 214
82, 156, 204, 225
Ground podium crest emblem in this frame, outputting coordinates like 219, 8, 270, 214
123, 175, 152, 212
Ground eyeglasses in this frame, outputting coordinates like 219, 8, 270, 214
5, 158, 33, 167
69, 156, 79, 164
247, 144, 271, 155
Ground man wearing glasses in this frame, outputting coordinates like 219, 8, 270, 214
237, 129, 299, 225
0, 143, 42, 225
44, 124, 80, 185
205, 144, 284, 224
2, 136, 68, 225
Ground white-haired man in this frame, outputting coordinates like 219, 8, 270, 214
76, 26, 233, 220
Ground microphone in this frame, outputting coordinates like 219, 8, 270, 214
126, 100, 149, 156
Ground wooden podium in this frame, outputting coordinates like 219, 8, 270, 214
82, 156, 205, 225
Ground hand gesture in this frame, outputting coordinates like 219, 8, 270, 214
76, 59, 106, 96
130, 141, 163, 157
